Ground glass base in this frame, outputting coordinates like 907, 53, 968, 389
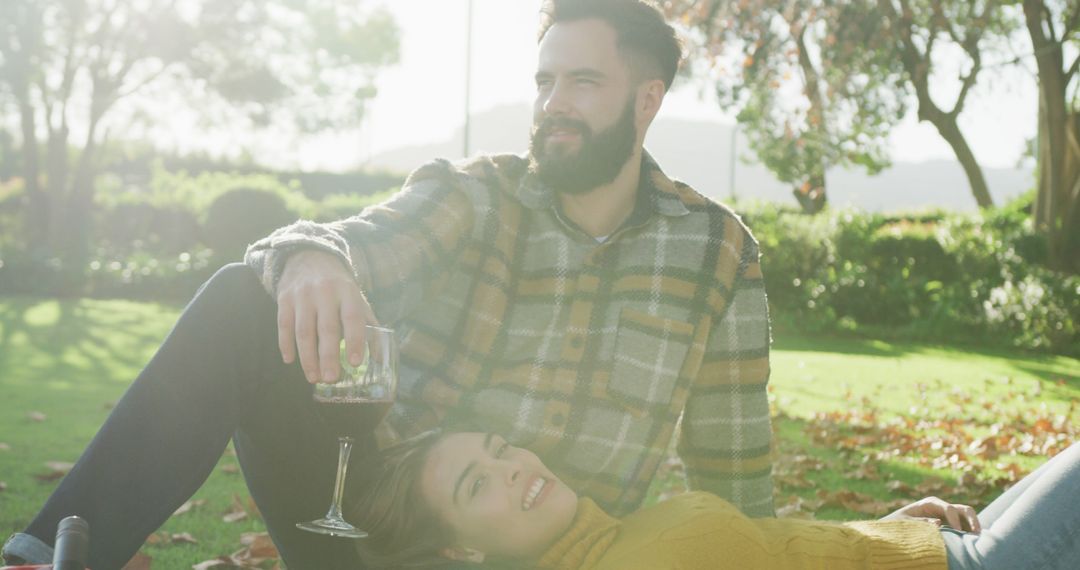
295, 518, 369, 538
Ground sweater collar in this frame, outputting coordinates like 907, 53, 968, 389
535, 498, 620, 570
516, 151, 691, 219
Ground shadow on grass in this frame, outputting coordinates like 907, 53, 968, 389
0, 297, 178, 391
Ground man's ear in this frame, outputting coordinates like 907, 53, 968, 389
635, 78, 666, 127
440, 546, 486, 564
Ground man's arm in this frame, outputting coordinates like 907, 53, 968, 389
677, 233, 775, 518
245, 163, 477, 383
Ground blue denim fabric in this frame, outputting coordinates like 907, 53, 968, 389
2, 532, 53, 564
4, 264, 377, 570
942, 442, 1080, 570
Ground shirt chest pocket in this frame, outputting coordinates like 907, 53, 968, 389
607, 308, 696, 414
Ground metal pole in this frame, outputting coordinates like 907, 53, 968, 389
463, 0, 473, 158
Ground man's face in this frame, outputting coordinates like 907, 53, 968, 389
530, 19, 639, 194
420, 432, 579, 561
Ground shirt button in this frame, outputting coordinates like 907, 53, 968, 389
551, 413, 565, 426
570, 335, 584, 349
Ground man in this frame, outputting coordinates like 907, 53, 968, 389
3, 1, 773, 568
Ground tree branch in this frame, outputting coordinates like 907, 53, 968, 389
1066, 53, 1080, 84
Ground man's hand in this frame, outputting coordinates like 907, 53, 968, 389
883, 496, 981, 534
276, 250, 378, 383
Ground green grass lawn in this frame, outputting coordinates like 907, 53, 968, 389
1, 297, 1078, 567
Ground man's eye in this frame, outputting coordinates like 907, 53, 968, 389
470, 475, 487, 497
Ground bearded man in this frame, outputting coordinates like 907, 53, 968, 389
5, 1, 774, 569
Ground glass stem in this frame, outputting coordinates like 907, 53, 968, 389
325, 436, 354, 520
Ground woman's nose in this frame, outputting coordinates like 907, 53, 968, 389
501, 460, 522, 486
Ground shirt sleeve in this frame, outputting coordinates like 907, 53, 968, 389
677, 229, 775, 518
243, 159, 477, 325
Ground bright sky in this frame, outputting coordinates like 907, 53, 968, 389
291, 0, 1037, 172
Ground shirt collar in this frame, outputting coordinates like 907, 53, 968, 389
516, 150, 690, 219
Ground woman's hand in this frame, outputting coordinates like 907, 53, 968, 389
882, 497, 982, 534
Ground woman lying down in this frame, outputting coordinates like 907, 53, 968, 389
349, 431, 1080, 570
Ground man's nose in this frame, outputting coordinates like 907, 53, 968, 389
542, 81, 571, 117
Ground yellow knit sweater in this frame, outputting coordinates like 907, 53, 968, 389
536, 492, 947, 570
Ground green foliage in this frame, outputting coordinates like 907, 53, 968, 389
742, 196, 1080, 356
1, 164, 400, 300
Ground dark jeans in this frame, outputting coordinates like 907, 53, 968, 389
23, 264, 375, 570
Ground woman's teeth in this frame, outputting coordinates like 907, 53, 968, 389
522, 477, 547, 511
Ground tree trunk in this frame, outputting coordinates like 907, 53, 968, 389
17, 96, 48, 250
931, 114, 994, 209
1024, 0, 1078, 273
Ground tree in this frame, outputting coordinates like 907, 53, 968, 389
669, 0, 1015, 211
0, 0, 398, 283
874, 0, 1014, 209
667, 1, 907, 214
1021, 0, 1080, 273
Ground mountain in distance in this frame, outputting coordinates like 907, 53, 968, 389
366, 104, 1033, 213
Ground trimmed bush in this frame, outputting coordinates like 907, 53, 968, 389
202, 187, 297, 262
741, 196, 1079, 356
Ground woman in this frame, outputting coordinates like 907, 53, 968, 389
349, 431, 1080, 569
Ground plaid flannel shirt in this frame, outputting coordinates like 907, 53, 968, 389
245, 152, 775, 517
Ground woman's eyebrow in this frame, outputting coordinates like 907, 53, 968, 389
453, 433, 496, 505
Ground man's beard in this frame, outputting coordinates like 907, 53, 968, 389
529, 101, 637, 195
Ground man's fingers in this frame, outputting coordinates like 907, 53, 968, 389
277, 299, 297, 365
295, 304, 320, 383
340, 298, 370, 367
317, 300, 344, 383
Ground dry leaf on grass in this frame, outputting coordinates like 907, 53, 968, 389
173, 498, 207, 516
171, 532, 198, 545
27, 411, 47, 422
193, 533, 280, 569
192, 556, 243, 569
0, 481, 7, 492
223, 495, 249, 523
0, 442, 11, 451
143, 532, 168, 545
239, 532, 279, 559
35, 461, 74, 482
120, 551, 152, 570
220, 464, 240, 474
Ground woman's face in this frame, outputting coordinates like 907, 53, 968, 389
419, 432, 579, 561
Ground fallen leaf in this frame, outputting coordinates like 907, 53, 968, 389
171, 532, 198, 545
223, 510, 248, 523
143, 532, 167, 545
220, 464, 240, 474
192, 556, 242, 569
221, 494, 249, 523
35, 461, 74, 482
120, 551, 152, 570
239, 532, 278, 559
27, 411, 47, 422
103, 401, 116, 410
0, 481, 7, 492
0, 442, 11, 451
173, 498, 206, 516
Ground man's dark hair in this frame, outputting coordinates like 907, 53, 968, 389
538, 0, 683, 90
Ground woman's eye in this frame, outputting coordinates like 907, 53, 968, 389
470, 475, 486, 497
496, 442, 509, 457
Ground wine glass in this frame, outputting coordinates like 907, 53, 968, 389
297, 325, 397, 538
